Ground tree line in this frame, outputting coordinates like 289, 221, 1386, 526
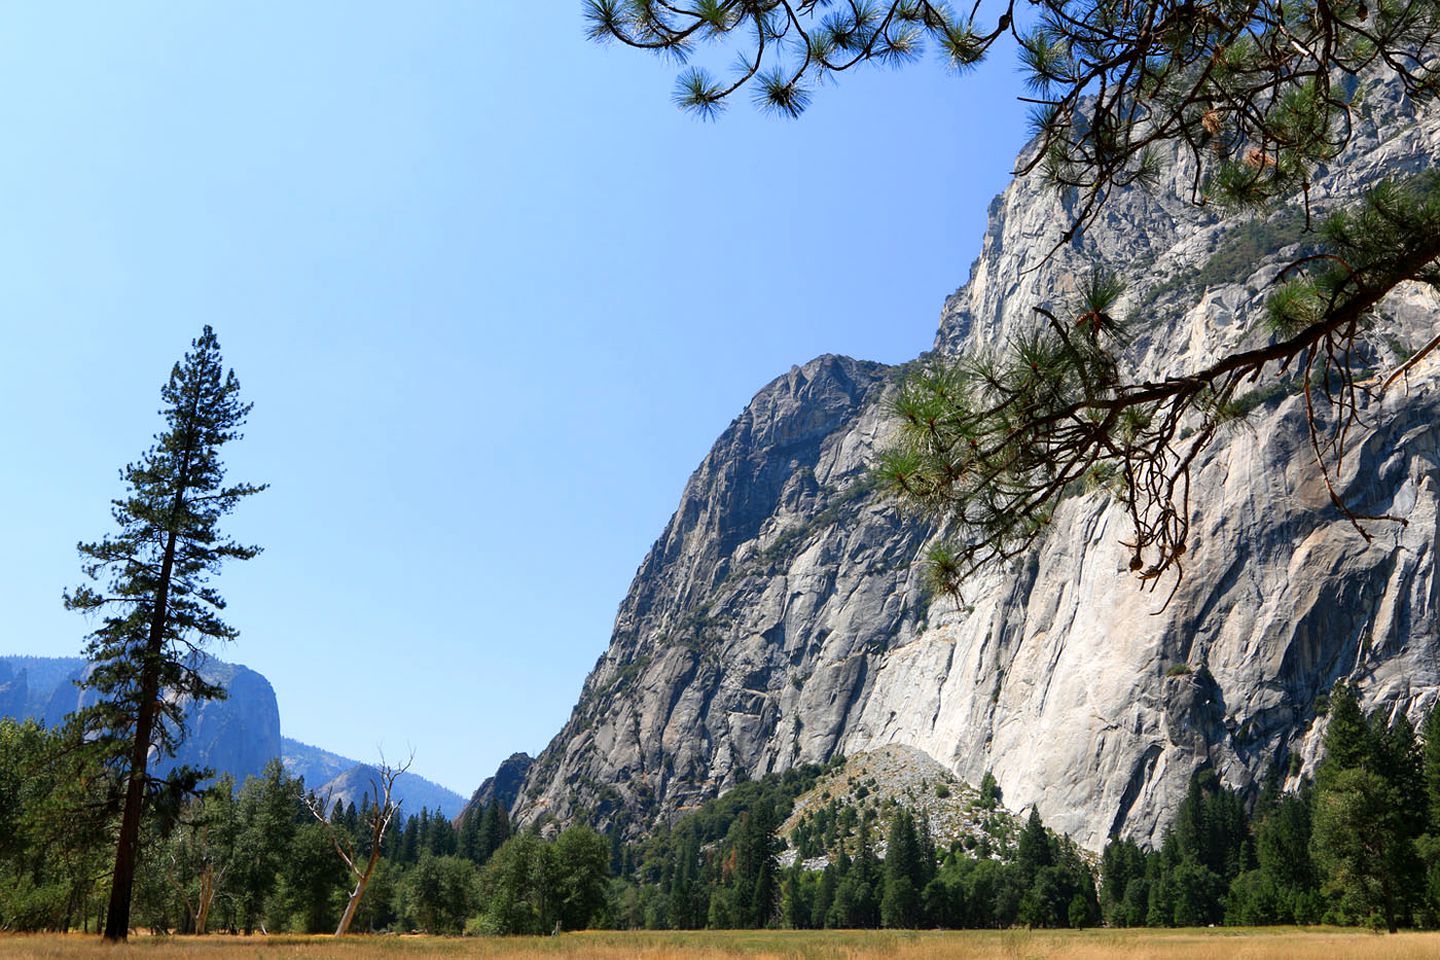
0, 718, 610, 935
7, 678, 1440, 934
607, 759, 1095, 931
600, 682, 1440, 934
1102, 682, 1440, 933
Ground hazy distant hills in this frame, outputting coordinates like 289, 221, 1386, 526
283, 737, 465, 817
0, 654, 463, 817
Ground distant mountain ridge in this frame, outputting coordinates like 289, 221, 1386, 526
0, 654, 463, 816
282, 737, 465, 817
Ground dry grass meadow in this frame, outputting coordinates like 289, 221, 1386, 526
0, 928, 1438, 960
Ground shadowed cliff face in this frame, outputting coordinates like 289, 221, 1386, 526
465, 752, 534, 816
0, 655, 282, 786
512, 81, 1440, 849
513, 355, 930, 831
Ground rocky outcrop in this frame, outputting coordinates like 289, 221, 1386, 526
778, 745, 1023, 868
510, 79, 1439, 850
464, 752, 534, 818
512, 355, 933, 831
0, 655, 282, 785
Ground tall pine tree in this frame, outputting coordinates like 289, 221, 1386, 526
64, 326, 264, 941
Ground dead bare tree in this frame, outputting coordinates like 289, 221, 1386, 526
304, 751, 412, 937
165, 841, 227, 935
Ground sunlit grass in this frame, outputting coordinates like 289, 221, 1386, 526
2, 928, 1438, 959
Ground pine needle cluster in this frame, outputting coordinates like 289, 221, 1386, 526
877, 173, 1440, 599
585, 0, 1440, 237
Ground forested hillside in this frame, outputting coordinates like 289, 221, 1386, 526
5, 680, 1440, 933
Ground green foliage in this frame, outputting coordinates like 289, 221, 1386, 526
13, 686, 1440, 936
396, 856, 478, 934
552, 826, 612, 931
1311, 767, 1415, 931
277, 822, 348, 933
65, 326, 266, 772
62, 326, 265, 939
1094, 689, 1440, 933
586, 0, 1440, 251
458, 799, 513, 867
1306, 690, 1426, 932
0, 718, 113, 933
978, 771, 1001, 810
474, 833, 557, 935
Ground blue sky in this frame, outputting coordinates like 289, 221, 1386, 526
0, 2, 1029, 796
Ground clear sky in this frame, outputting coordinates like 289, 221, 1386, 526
0, 2, 1030, 796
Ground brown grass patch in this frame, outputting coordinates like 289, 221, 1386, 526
0, 928, 1435, 960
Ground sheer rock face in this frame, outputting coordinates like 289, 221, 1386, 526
0, 655, 283, 786
513, 83, 1440, 850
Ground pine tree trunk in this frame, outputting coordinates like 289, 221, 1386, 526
102, 524, 180, 942
101, 653, 161, 941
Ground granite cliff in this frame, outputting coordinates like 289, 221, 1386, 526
0, 656, 466, 815
464, 752, 534, 817
510, 80, 1440, 850
0, 655, 281, 785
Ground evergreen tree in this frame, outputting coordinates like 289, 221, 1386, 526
667, 831, 704, 929
1248, 787, 1318, 924
458, 806, 482, 864
728, 804, 779, 928
1423, 703, 1440, 829
476, 800, 511, 866
811, 865, 837, 929
1375, 714, 1427, 842
551, 826, 611, 931
851, 813, 881, 927
781, 864, 810, 929
64, 326, 264, 941
978, 772, 1001, 810
1100, 838, 1147, 927
1312, 692, 1422, 932
1313, 767, 1409, 931
1319, 682, 1372, 782
1418, 703, 1440, 923
1016, 809, 1053, 881
881, 809, 924, 928
229, 761, 300, 934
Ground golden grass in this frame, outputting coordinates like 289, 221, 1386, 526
1, 928, 1437, 960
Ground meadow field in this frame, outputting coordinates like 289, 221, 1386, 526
0, 928, 1437, 960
